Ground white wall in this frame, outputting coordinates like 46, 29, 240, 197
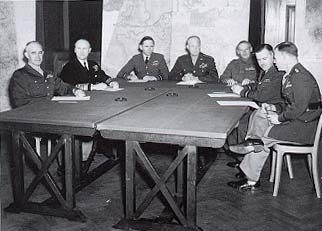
0, 0, 35, 112
265, 0, 322, 90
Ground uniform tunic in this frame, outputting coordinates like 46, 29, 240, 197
117, 52, 169, 80
240, 66, 284, 105
220, 57, 259, 84
268, 63, 321, 144
9, 64, 73, 108
169, 52, 219, 82
60, 58, 111, 86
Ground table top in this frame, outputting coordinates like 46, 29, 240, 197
98, 86, 247, 148
0, 86, 170, 135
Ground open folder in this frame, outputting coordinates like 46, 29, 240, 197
217, 100, 259, 109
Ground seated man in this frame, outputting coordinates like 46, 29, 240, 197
10, 41, 85, 108
225, 44, 284, 169
220, 40, 259, 86
228, 42, 322, 190
60, 39, 117, 90
117, 36, 169, 81
169, 35, 219, 83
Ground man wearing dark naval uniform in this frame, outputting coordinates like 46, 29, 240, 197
60, 39, 114, 91
228, 42, 322, 191
169, 35, 219, 83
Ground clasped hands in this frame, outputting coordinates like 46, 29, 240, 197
182, 73, 199, 82
127, 73, 157, 81
260, 103, 281, 125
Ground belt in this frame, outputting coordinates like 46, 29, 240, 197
308, 102, 322, 110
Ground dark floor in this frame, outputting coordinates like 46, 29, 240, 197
1, 137, 322, 231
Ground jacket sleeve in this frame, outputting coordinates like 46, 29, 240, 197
59, 63, 77, 85
198, 57, 219, 83
54, 76, 74, 96
116, 57, 136, 79
241, 73, 282, 103
169, 58, 183, 81
92, 62, 111, 83
220, 61, 233, 83
278, 74, 314, 122
158, 55, 169, 80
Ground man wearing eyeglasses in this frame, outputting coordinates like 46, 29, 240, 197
9, 41, 85, 108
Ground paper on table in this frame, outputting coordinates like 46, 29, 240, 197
208, 93, 240, 98
52, 96, 90, 101
217, 100, 259, 109
176, 80, 205, 85
128, 79, 149, 83
103, 88, 124, 92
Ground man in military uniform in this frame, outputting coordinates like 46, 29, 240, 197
10, 41, 85, 108
60, 39, 115, 91
228, 42, 322, 190
226, 44, 284, 170
169, 35, 219, 82
117, 36, 169, 81
221, 40, 259, 86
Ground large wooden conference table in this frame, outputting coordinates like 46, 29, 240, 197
0, 81, 247, 230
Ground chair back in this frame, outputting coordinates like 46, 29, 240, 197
312, 113, 322, 155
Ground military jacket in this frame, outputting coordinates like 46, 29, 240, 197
169, 53, 219, 82
240, 66, 284, 105
268, 63, 321, 144
117, 52, 169, 80
220, 57, 259, 84
9, 64, 73, 108
60, 58, 111, 86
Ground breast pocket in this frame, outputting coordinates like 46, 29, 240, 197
29, 82, 45, 97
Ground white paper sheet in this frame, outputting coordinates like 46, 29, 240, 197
51, 96, 90, 101
208, 93, 240, 98
217, 100, 259, 109
128, 79, 149, 83
176, 80, 205, 85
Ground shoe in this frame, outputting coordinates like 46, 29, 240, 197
227, 179, 247, 188
226, 161, 240, 168
235, 172, 246, 179
239, 180, 261, 191
229, 139, 264, 154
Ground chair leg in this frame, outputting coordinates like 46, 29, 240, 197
285, 154, 294, 179
36, 137, 41, 156
311, 155, 321, 198
273, 151, 284, 197
307, 155, 312, 178
270, 150, 276, 182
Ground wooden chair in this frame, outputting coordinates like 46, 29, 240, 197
269, 114, 322, 198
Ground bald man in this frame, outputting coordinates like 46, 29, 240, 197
169, 35, 219, 83
60, 39, 114, 91
9, 41, 85, 108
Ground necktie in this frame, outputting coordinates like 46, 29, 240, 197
84, 62, 88, 70
145, 56, 149, 65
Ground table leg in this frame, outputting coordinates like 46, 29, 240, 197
125, 141, 136, 219
10, 131, 24, 210
186, 145, 197, 227
64, 135, 75, 208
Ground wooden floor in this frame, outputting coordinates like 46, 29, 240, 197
1, 141, 322, 231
